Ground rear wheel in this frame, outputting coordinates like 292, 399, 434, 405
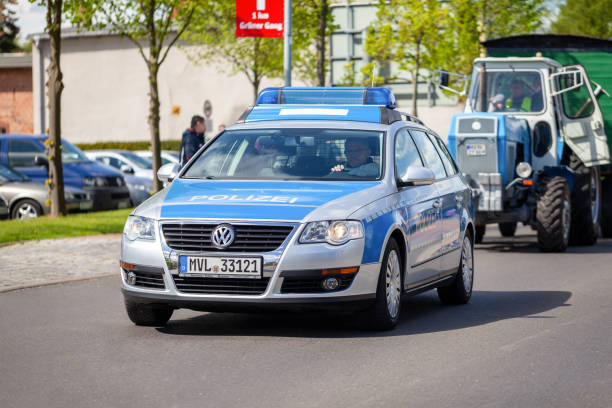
363, 239, 402, 330
568, 153, 600, 245
438, 232, 474, 305
474, 225, 485, 244
498, 222, 517, 237
11, 199, 42, 219
602, 176, 612, 238
536, 176, 571, 252
125, 299, 173, 326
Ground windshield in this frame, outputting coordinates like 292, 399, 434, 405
0, 164, 29, 182
121, 152, 153, 169
182, 128, 385, 181
472, 70, 545, 113
61, 140, 92, 163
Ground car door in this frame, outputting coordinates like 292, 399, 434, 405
427, 132, 467, 277
551, 65, 610, 166
7, 139, 47, 183
394, 128, 442, 287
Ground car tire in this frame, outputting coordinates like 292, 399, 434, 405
362, 238, 403, 331
125, 299, 173, 326
568, 153, 600, 246
474, 225, 485, 244
602, 175, 612, 238
498, 222, 517, 237
11, 199, 42, 219
536, 176, 571, 252
437, 231, 474, 305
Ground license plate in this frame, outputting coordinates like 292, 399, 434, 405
466, 143, 486, 156
79, 201, 93, 210
179, 256, 262, 278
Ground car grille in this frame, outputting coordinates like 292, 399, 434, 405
125, 271, 165, 289
172, 276, 270, 295
457, 117, 496, 134
162, 224, 294, 252
280, 275, 356, 293
106, 176, 123, 187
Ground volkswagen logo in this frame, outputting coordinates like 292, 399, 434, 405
211, 224, 235, 248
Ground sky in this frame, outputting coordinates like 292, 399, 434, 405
14, 0, 47, 40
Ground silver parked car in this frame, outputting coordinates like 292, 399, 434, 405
86, 150, 154, 179
135, 150, 179, 166
0, 164, 93, 219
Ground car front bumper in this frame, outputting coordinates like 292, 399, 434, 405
120, 220, 381, 311
85, 187, 132, 211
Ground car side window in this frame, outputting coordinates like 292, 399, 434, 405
7, 139, 45, 168
428, 133, 457, 176
409, 130, 448, 179
97, 156, 126, 170
394, 129, 423, 178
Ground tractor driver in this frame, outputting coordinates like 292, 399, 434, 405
506, 79, 532, 112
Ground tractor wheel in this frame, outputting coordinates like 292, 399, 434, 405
536, 176, 571, 252
498, 222, 517, 237
602, 175, 612, 238
474, 225, 485, 244
568, 153, 600, 245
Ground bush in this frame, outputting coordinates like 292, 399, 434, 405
76, 140, 181, 152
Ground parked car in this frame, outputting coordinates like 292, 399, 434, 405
121, 87, 475, 330
121, 174, 153, 207
0, 195, 8, 219
135, 150, 179, 166
86, 150, 154, 179
0, 135, 131, 211
0, 164, 93, 219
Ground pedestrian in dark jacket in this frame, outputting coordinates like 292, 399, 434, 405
180, 115, 206, 167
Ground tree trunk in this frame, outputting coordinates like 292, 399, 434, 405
46, 0, 66, 217
148, 62, 162, 192
412, 42, 421, 116
253, 71, 261, 104
316, 0, 328, 86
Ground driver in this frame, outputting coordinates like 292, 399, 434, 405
330, 139, 378, 177
506, 79, 532, 112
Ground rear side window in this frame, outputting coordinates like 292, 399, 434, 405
429, 133, 457, 176
7, 139, 44, 168
409, 130, 447, 179
394, 129, 423, 177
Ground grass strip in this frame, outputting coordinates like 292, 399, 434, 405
0, 208, 132, 244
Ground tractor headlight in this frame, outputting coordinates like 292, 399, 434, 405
516, 162, 533, 178
300, 220, 364, 245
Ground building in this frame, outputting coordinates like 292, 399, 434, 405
0, 53, 33, 134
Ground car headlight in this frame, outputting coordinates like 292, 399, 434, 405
299, 220, 364, 245
83, 176, 107, 187
116, 177, 125, 186
123, 216, 156, 241
129, 183, 151, 191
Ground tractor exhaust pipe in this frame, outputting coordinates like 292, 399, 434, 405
479, 63, 487, 112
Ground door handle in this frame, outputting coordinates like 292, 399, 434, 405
432, 199, 442, 209
455, 195, 464, 203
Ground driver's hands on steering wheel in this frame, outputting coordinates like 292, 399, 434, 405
331, 164, 347, 172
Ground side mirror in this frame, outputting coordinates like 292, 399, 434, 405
34, 155, 49, 167
157, 163, 179, 183
397, 166, 435, 187
439, 71, 450, 88
120, 164, 135, 174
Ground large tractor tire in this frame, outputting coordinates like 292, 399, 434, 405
536, 176, 571, 252
602, 176, 612, 238
568, 153, 600, 245
474, 225, 485, 244
498, 222, 517, 237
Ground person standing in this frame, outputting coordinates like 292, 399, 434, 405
180, 115, 206, 167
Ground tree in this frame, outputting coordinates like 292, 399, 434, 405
551, 0, 612, 39
365, 0, 451, 116
1, 0, 20, 52
65, 0, 198, 192
184, 1, 336, 102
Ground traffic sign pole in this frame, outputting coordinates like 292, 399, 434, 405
283, 0, 292, 86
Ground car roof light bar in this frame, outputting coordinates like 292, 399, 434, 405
256, 87, 397, 109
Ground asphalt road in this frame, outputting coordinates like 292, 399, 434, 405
1, 226, 611, 408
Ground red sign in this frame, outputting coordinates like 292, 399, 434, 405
236, 0, 284, 38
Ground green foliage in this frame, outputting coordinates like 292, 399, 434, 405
551, 0, 612, 38
0, 208, 132, 244
1, 0, 21, 52
76, 140, 181, 151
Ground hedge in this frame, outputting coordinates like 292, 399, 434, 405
76, 140, 181, 152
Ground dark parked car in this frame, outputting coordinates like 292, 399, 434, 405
0, 135, 131, 211
0, 164, 93, 219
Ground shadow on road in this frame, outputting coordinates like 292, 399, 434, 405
157, 290, 572, 338
477, 235, 612, 254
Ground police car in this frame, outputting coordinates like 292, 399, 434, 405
121, 87, 474, 330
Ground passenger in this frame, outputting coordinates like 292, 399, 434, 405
330, 139, 378, 177
506, 79, 532, 112
489, 94, 506, 112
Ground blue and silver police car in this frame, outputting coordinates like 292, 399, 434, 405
121, 87, 474, 330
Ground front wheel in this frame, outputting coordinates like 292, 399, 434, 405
125, 299, 173, 326
437, 232, 474, 305
362, 239, 402, 330
568, 155, 600, 245
536, 176, 571, 252
498, 222, 517, 237
12, 199, 42, 219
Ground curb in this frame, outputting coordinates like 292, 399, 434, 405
0, 272, 118, 294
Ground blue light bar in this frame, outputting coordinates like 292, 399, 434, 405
244, 105, 382, 123
256, 87, 397, 109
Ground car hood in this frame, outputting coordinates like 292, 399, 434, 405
63, 161, 124, 178
135, 179, 392, 222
